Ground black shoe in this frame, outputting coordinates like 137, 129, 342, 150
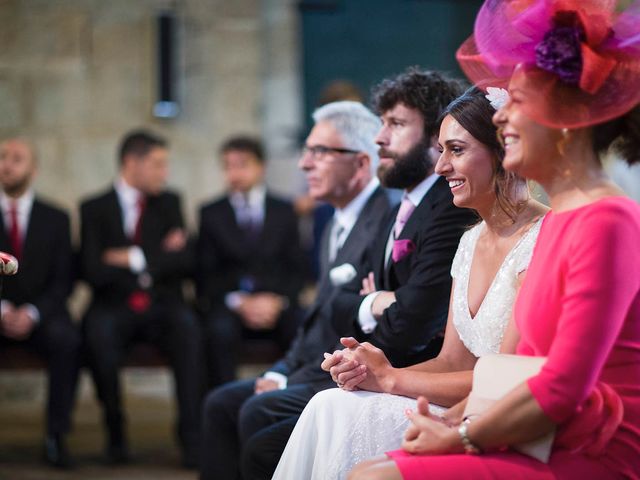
44, 434, 73, 469
106, 442, 130, 465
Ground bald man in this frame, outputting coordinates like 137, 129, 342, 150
0, 138, 80, 468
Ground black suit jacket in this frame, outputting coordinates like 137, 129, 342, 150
0, 198, 72, 320
80, 188, 192, 307
196, 192, 305, 311
270, 186, 392, 387
333, 176, 477, 367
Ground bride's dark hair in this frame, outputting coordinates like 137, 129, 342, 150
440, 87, 523, 221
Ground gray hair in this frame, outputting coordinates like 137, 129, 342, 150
312, 101, 381, 174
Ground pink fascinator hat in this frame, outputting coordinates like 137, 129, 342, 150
457, 0, 640, 128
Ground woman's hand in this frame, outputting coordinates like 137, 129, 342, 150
321, 339, 366, 390
402, 397, 464, 455
347, 340, 395, 393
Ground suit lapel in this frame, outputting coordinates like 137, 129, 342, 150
0, 211, 8, 252
396, 177, 446, 241
318, 217, 332, 281
305, 187, 387, 324
222, 195, 261, 252
106, 189, 129, 244
335, 187, 384, 267
21, 199, 41, 261
258, 194, 275, 251
385, 176, 448, 284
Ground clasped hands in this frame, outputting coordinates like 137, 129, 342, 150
321, 337, 393, 392
235, 292, 286, 330
1, 302, 36, 340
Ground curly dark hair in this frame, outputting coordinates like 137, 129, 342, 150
593, 105, 640, 166
371, 67, 465, 141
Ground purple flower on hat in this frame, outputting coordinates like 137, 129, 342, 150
392, 239, 415, 263
535, 12, 584, 85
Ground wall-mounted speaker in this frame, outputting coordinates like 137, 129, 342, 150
154, 11, 180, 118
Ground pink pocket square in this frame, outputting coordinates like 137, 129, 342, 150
392, 239, 415, 263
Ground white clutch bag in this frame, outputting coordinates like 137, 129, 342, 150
463, 354, 555, 463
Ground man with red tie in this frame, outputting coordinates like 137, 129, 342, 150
80, 130, 202, 467
0, 138, 80, 468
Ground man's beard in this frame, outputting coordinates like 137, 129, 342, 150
1, 176, 30, 197
377, 138, 432, 189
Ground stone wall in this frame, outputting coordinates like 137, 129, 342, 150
0, 0, 303, 237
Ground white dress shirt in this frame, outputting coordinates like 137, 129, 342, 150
229, 184, 266, 229
329, 177, 380, 262
114, 178, 147, 273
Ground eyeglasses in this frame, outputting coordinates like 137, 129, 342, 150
302, 145, 360, 159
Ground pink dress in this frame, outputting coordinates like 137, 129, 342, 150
387, 197, 640, 479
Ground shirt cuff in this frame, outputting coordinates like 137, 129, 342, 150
1, 300, 13, 316
128, 246, 147, 273
263, 371, 288, 389
225, 291, 247, 311
358, 292, 381, 333
23, 303, 41, 324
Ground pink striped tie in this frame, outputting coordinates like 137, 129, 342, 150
394, 197, 415, 238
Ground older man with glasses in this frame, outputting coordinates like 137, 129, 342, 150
199, 101, 392, 480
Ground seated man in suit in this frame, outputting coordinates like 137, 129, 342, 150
196, 136, 306, 388
0, 138, 80, 468
240, 68, 477, 480
80, 130, 202, 467
200, 101, 392, 480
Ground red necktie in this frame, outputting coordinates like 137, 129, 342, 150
133, 196, 146, 244
8, 201, 22, 260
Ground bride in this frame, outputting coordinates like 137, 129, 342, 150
272, 87, 548, 480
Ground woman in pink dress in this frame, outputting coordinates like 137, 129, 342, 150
349, 1, 640, 479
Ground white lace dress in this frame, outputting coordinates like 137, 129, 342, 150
272, 219, 542, 480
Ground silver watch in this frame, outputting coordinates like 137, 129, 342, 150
458, 419, 482, 455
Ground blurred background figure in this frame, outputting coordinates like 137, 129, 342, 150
79, 130, 202, 468
0, 138, 80, 468
196, 136, 306, 388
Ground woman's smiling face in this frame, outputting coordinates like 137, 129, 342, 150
435, 114, 496, 212
492, 87, 563, 182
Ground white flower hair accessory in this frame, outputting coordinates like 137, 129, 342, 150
485, 87, 509, 110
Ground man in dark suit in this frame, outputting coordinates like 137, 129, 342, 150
326, 69, 478, 370
240, 69, 477, 479
0, 138, 80, 468
200, 101, 391, 480
80, 130, 202, 467
197, 136, 306, 388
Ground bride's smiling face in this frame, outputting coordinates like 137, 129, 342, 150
435, 114, 496, 212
